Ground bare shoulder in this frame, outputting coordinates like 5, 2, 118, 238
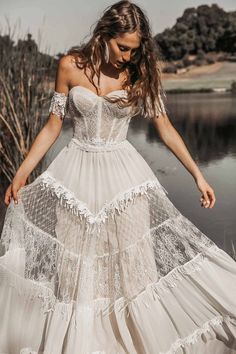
54, 55, 73, 93
57, 54, 77, 73
59, 53, 85, 86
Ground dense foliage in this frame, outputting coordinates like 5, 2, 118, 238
155, 4, 236, 60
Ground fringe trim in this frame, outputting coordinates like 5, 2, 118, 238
30, 170, 168, 232
160, 315, 236, 354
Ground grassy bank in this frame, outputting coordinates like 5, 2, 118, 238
162, 62, 236, 93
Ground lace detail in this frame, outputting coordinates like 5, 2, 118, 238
1, 82, 236, 353
69, 87, 132, 143
32, 170, 168, 228
49, 91, 68, 120
0, 242, 220, 316
100, 245, 220, 315
1, 167, 215, 317
161, 315, 236, 354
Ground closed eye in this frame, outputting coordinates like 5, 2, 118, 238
119, 45, 129, 52
118, 45, 138, 55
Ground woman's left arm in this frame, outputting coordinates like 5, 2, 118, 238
152, 113, 216, 209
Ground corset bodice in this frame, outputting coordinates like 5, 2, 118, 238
67, 86, 133, 147
48, 85, 166, 151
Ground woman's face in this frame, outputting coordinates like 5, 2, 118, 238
107, 31, 141, 69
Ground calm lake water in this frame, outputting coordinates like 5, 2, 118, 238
2, 92, 235, 255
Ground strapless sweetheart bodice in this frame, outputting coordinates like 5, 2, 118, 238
66, 86, 133, 147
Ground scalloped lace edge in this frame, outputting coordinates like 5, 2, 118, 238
0, 244, 220, 316
20, 170, 168, 227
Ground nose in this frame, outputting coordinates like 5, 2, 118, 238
122, 50, 131, 63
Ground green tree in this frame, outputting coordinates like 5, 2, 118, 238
155, 4, 236, 61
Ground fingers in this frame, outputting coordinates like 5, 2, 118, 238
208, 189, 216, 208
203, 190, 210, 208
12, 185, 19, 204
4, 184, 19, 206
4, 185, 12, 206
200, 189, 216, 209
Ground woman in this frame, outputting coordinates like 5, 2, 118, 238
1, 1, 236, 353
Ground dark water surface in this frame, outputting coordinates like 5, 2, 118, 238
127, 92, 236, 254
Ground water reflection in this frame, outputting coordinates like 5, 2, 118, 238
134, 92, 236, 163
128, 92, 236, 255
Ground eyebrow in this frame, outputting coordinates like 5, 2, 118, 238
118, 43, 140, 50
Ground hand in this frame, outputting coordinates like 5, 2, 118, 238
4, 173, 28, 206
195, 176, 216, 209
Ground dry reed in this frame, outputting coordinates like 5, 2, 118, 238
0, 26, 57, 187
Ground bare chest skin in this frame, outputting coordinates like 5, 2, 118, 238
68, 56, 129, 96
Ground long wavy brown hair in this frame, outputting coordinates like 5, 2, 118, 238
67, 0, 166, 119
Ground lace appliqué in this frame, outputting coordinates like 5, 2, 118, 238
49, 91, 68, 120
36, 170, 168, 229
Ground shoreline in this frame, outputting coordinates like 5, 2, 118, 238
162, 61, 236, 94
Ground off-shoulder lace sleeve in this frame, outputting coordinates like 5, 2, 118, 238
140, 91, 167, 119
48, 91, 68, 120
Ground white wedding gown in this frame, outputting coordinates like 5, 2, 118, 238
0, 85, 236, 354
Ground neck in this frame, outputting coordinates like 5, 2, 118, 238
100, 58, 126, 78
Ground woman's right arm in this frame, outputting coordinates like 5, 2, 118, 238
4, 55, 71, 206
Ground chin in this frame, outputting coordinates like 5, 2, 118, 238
112, 60, 119, 67
115, 61, 124, 68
